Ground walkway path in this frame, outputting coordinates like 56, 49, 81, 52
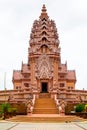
0, 121, 87, 130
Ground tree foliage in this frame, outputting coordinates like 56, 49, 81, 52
0, 103, 11, 114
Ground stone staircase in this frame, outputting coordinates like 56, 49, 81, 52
33, 96, 58, 114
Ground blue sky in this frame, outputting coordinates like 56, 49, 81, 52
0, 0, 87, 90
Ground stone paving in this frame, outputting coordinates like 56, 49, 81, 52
0, 122, 17, 130
76, 122, 87, 130
0, 121, 87, 130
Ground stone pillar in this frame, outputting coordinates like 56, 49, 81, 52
53, 59, 58, 88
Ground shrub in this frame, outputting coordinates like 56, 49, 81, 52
12, 108, 17, 112
85, 104, 87, 112
0, 103, 11, 119
75, 103, 84, 112
12, 108, 17, 116
0, 103, 11, 114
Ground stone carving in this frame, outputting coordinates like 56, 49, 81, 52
26, 94, 33, 115
35, 54, 53, 79
27, 100, 33, 114
56, 100, 66, 114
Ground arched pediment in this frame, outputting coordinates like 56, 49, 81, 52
35, 54, 53, 79
36, 44, 52, 53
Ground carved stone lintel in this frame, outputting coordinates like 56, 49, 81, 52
35, 54, 53, 79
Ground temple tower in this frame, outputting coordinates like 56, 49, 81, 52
28, 5, 60, 93
13, 5, 76, 96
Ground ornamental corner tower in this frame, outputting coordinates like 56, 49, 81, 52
12, 5, 76, 106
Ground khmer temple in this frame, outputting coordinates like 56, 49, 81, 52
13, 5, 76, 93
0, 5, 87, 114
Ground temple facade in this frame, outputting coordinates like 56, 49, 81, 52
0, 5, 87, 114
13, 5, 76, 93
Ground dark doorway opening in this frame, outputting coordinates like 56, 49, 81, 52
41, 82, 48, 93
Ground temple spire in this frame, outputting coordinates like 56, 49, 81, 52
39, 4, 49, 20
42, 4, 46, 12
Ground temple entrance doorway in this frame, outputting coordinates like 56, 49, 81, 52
41, 82, 48, 93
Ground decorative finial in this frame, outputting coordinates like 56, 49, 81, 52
42, 4, 46, 13
39, 4, 49, 20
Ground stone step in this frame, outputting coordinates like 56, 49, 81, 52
33, 108, 58, 114
39, 93, 51, 98
34, 104, 56, 108
34, 100, 56, 108
6, 115, 86, 122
